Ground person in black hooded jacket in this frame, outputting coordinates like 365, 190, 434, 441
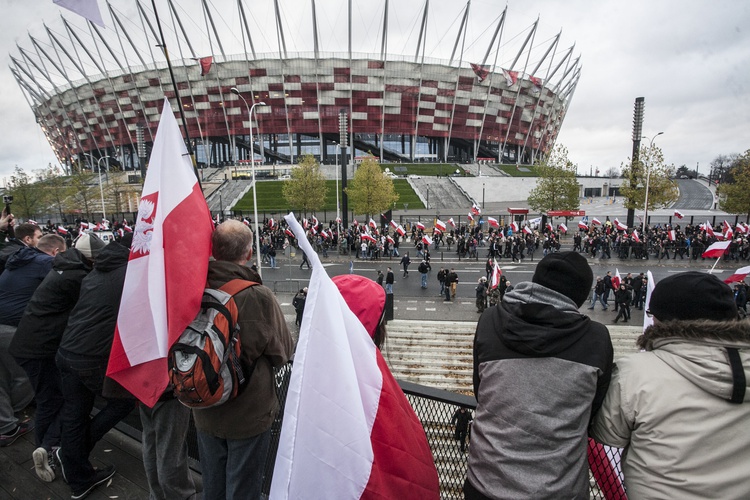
465, 252, 613, 500
55, 238, 135, 499
10, 243, 93, 482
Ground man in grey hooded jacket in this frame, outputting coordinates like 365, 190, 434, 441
591, 272, 750, 499
466, 251, 613, 499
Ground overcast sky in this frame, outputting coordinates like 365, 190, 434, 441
0, 0, 748, 183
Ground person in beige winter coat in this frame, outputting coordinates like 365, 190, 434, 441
591, 272, 750, 499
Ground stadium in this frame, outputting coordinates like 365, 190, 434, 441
10, 0, 580, 174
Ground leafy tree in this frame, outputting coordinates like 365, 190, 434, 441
602, 166, 620, 179
41, 164, 74, 222
68, 171, 97, 219
282, 154, 327, 215
619, 143, 679, 213
717, 150, 750, 217
345, 155, 399, 217
527, 144, 580, 213
709, 154, 737, 185
6, 166, 47, 219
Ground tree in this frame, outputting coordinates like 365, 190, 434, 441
40, 164, 74, 222
282, 154, 327, 215
68, 171, 97, 219
709, 154, 737, 185
345, 155, 399, 218
619, 143, 679, 213
717, 150, 750, 217
527, 144, 580, 213
6, 166, 47, 219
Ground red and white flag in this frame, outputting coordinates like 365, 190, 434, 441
54, 0, 105, 27
352, 218, 359, 226
546, 222, 554, 232
123, 223, 133, 233
523, 225, 532, 235
488, 217, 500, 228
422, 235, 433, 246
702, 240, 731, 259
242, 218, 250, 226
724, 266, 750, 284
435, 219, 446, 232
502, 68, 519, 87
612, 269, 622, 290
321, 230, 330, 239
614, 219, 628, 231
369, 218, 377, 230
416, 221, 425, 231
558, 223, 568, 233
448, 217, 456, 228
389, 219, 398, 229
578, 220, 589, 231
674, 210, 684, 219
632, 230, 641, 243
704, 221, 715, 238
271, 214, 440, 500
490, 260, 502, 289
592, 217, 602, 226
386, 235, 395, 245
467, 213, 474, 222
361, 234, 377, 243
667, 230, 676, 241
285, 228, 295, 238
509, 222, 519, 233
725, 227, 734, 240
269, 218, 276, 229
312, 215, 319, 228
57, 226, 68, 235
736, 223, 748, 234
395, 225, 405, 237
471, 203, 481, 216
106, 99, 214, 407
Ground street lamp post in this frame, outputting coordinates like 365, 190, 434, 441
231, 87, 267, 276
85, 153, 110, 221
334, 142, 341, 242
642, 131, 664, 229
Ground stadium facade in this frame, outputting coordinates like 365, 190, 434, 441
10, 0, 581, 174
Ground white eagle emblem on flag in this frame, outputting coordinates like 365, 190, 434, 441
132, 195, 157, 255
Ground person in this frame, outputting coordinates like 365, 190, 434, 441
588, 277, 608, 310
449, 268, 459, 299
55, 236, 136, 499
591, 272, 750, 499
0, 234, 66, 449
613, 284, 632, 323
475, 277, 487, 313
9, 233, 100, 481
299, 248, 311, 270
603, 271, 614, 306
400, 251, 411, 277
0, 222, 43, 274
193, 220, 294, 500
293, 287, 308, 327
385, 267, 394, 294
268, 243, 277, 269
466, 252, 613, 499
331, 274, 440, 498
418, 259, 429, 289
451, 407, 473, 453
437, 267, 446, 296
444, 268, 458, 302
376, 269, 384, 287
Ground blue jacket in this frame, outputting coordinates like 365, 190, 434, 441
0, 246, 54, 326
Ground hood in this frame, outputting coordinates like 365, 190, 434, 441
93, 241, 130, 272
207, 259, 262, 288
498, 282, 592, 356
6, 246, 46, 270
52, 248, 92, 272
639, 320, 750, 403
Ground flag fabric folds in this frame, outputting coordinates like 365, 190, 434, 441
488, 217, 500, 228
395, 225, 406, 237
422, 235, 433, 246
471, 203, 481, 216
467, 213, 474, 222
702, 240, 731, 259
416, 222, 425, 230
592, 217, 602, 226
578, 221, 589, 231
448, 217, 456, 228
612, 269, 622, 290
724, 266, 750, 284
614, 219, 628, 231
490, 260, 502, 289
674, 210, 684, 219
470, 63, 490, 82
106, 99, 214, 407
558, 223, 568, 233
435, 219, 447, 232
270, 214, 440, 500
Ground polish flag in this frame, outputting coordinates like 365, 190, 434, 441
303, 218, 309, 230
369, 218, 377, 230
467, 213, 474, 222
389, 219, 398, 229
736, 223, 748, 234
416, 221, 425, 231
488, 217, 500, 228
546, 222, 554, 232
395, 225, 405, 237
435, 219, 446, 232
724, 266, 750, 284
269, 218, 276, 229
242, 218, 250, 226
285, 228, 295, 238
704, 221, 715, 238
632, 230, 641, 243
667, 230, 676, 241
106, 99, 214, 407
592, 217, 602, 226
674, 210, 684, 219
57, 226, 68, 235
578, 221, 589, 231
386, 236, 395, 245
123, 223, 133, 233
523, 225, 533, 235
725, 227, 734, 240
422, 235, 433, 246
321, 230, 330, 239
614, 219, 628, 231
117, 228, 124, 238
272, 214, 440, 500
353, 218, 359, 226
612, 269, 622, 290
509, 222, 519, 232
490, 260, 502, 289
448, 217, 456, 228
336, 216, 342, 224
558, 223, 568, 233
312, 215, 319, 228
502, 68, 519, 87
471, 203, 481, 216
702, 240, 731, 259
361, 234, 377, 243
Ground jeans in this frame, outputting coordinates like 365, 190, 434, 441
56, 350, 135, 492
588, 293, 607, 310
0, 325, 34, 434
269, 255, 276, 268
140, 399, 196, 500
197, 428, 271, 500
16, 356, 64, 451
421, 273, 428, 288
385, 283, 393, 294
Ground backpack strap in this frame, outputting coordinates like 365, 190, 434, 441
219, 279, 258, 297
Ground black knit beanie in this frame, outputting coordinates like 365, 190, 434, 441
532, 251, 593, 307
649, 272, 737, 321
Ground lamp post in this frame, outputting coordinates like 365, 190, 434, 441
84, 153, 110, 221
642, 131, 664, 229
334, 142, 341, 241
231, 87, 267, 276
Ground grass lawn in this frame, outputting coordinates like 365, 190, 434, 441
232, 178, 424, 212
496, 163, 541, 177
381, 163, 472, 177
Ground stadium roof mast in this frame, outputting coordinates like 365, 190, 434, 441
475, 8, 507, 165
414, 0, 429, 64
411, 0, 430, 159
446, 1, 471, 163
379, 0, 389, 161
237, 0, 257, 59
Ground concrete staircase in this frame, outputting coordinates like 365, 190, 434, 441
385, 319, 642, 394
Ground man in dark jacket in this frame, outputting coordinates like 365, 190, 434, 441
55, 238, 135, 499
9, 236, 97, 481
0, 223, 43, 274
466, 252, 613, 499
193, 219, 294, 499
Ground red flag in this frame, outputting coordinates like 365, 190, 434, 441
467, 213, 474, 222
369, 218, 377, 230
592, 217, 602, 226
490, 260, 502, 289
389, 220, 398, 229
361, 234, 377, 243
546, 222, 554, 232
632, 230, 641, 243
612, 269, 622, 290
435, 219, 447, 232
57, 226, 68, 235
704, 221, 715, 238
488, 217, 500, 228
471, 203, 481, 216
614, 219, 628, 231
674, 210, 684, 219
285, 228, 294, 237
386, 235, 395, 244
578, 221, 589, 231
523, 225, 532, 235
667, 230, 676, 241
195, 56, 213, 76
106, 99, 213, 407
470, 63, 490, 82
321, 230, 330, 239
702, 240, 731, 259
269, 218, 276, 229
416, 221, 425, 230
509, 222, 519, 232
242, 218, 250, 226
724, 266, 750, 284
422, 235, 433, 246
395, 225, 405, 237
448, 217, 456, 228
558, 223, 568, 234
352, 218, 359, 226
502, 68, 518, 87
123, 223, 133, 232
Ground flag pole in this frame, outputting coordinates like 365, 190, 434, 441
709, 256, 722, 274
150, 0, 201, 189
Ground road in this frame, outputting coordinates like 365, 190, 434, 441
673, 179, 714, 210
